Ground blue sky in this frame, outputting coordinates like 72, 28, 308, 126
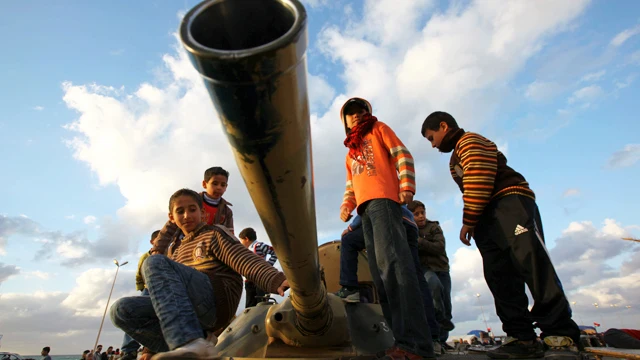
1, 0, 640, 355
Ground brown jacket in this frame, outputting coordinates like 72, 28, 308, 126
150, 221, 286, 331
417, 220, 450, 272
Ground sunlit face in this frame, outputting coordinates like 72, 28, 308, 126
240, 237, 252, 248
412, 207, 427, 228
423, 121, 449, 150
169, 195, 205, 234
345, 108, 367, 129
202, 175, 228, 199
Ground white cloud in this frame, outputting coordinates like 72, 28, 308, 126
24, 270, 51, 280
1, 214, 134, 267
615, 73, 637, 89
563, 188, 580, 197
83, 215, 97, 224
525, 81, 563, 101
110, 48, 125, 56
580, 69, 606, 82
0, 263, 20, 285
610, 24, 640, 47
307, 73, 336, 112
33, 105, 44, 111
300, 0, 330, 9
567, 85, 603, 104
0, 267, 138, 355
607, 144, 640, 169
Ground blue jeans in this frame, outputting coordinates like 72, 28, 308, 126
110, 255, 217, 352
339, 221, 440, 339
121, 288, 150, 353
361, 199, 434, 357
424, 269, 453, 342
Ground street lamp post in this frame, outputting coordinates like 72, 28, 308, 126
593, 303, 604, 331
476, 293, 490, 333
92, 259, 129, 355
571, 301, 584, 326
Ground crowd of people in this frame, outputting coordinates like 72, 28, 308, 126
106, 98, 590, 360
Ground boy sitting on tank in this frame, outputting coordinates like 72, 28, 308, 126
110, 188, 289, 360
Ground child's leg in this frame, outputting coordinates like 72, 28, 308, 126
362, 199, 434, 357
141, 255, 217, 350
110, 295, 170, 353
474, 217, 535, 341
511, 196, 580, 344
339, 227, 365, 288
437, 271, 454, 343
424, 271, 446, 322
406, 224, 441, 339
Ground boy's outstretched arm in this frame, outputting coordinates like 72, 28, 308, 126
340, 158, 356, 221
378, 123, 416, 202
211, 226, 287, 295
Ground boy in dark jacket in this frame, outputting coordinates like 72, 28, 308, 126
421, 111, 580, 360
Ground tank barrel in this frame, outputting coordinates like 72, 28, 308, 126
179, 0, 330, 334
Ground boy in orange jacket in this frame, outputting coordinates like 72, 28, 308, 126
339, 97, 434, 360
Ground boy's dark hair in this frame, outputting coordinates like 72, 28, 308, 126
83, 350, 90, 355
421, 111, 459, 136
169, 189, 203, 212
238, 227, 257, 241
407, 200, 426, 213
43, 347, 50, 352
204, 167, 229, 182
150, 230, 160, 241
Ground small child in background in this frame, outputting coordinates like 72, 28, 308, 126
238, 227, 278, 307
201, 166, 234, 234
120, 230, 160, 360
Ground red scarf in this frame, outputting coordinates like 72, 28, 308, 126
343, 113, 378, 163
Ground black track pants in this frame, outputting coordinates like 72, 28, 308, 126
473, 195, 580, 343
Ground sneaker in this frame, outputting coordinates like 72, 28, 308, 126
432, 340, 443, 357
439, 319, 455, 332
334, 287, 360, 303
376, 346, 435, 360
151, 338, 218, 360
486, 337, 545, 359
119, 352, 137, 360
442, 343, 454, 351
543, 336, 580, 360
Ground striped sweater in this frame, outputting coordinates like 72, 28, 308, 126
150, 221, 286, 331
448, 131, 535, 226
342, 121, 416, 213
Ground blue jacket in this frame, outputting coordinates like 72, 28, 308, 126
348, 205, 418, 231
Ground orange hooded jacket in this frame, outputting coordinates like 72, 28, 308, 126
340, 97, 416, 214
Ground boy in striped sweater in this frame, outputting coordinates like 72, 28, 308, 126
238, 227, 278, 307
110, 189, 288, 360
339, 97, 435, 360
421, 111, 581, 360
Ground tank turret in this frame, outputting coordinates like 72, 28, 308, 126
180, 0, 393, 357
